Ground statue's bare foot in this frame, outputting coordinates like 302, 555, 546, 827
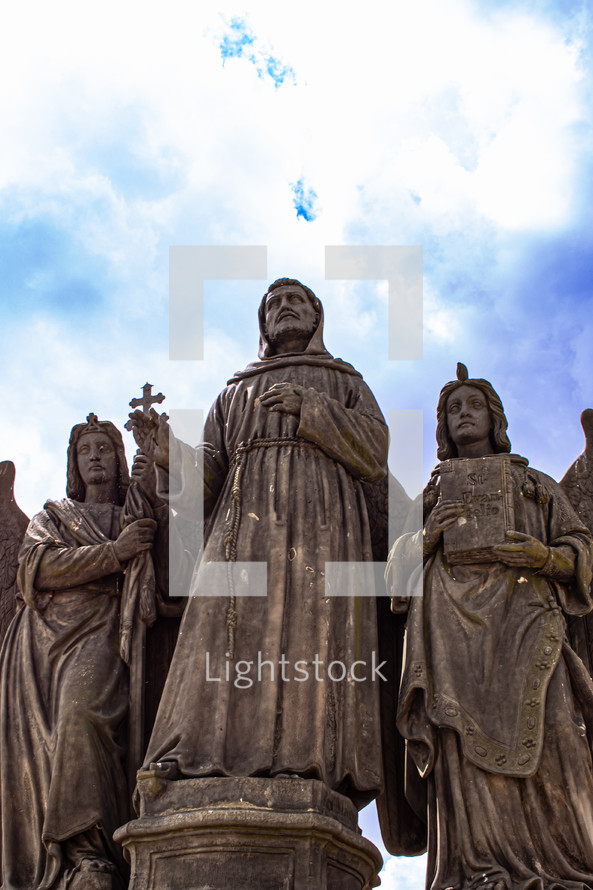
137, 760, 180, 781
472, 879, 507, 890
134, 760, 180, 809
69, 858, 120, 890
83, 859, 113, 872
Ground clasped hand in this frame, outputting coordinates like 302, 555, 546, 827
114, 519, 156, 563
257, 383, 304, 416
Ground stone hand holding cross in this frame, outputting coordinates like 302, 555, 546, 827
128, 408, 172, 470
131, 453, 160, 505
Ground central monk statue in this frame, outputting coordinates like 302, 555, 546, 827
128, 277, 389, 809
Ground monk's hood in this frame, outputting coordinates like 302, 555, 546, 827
228, 295, 362, 383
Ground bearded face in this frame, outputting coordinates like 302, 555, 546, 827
264, 284, 318, 352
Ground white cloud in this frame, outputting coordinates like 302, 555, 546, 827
0, 1, 585, 249
0, 0, 590, 510
380, 853, 428, 890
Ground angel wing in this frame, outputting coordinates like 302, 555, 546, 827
0, 461, 29, 644
560, 409, 593, 676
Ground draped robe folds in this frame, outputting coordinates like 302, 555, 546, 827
394, 458, 593, 890
0, 499, 129, 890
143, 350, 389, 807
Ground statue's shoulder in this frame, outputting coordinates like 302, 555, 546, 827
36, 498, 89, 532
41, 497, 78, 516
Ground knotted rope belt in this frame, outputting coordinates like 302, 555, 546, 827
223, 437, 321, 657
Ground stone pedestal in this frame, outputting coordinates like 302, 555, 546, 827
115, 777, 382, 890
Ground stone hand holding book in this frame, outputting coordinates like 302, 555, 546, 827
440, 453, 517, 564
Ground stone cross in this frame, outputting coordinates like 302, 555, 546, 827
125, 383, 167, 430
129, 382, 165, 413
122, 381, 167, 791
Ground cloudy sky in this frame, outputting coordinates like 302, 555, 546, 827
2, 0, 593, 884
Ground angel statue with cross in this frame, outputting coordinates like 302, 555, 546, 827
0, 403, 188, 890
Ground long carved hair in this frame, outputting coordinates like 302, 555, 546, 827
435, 363, 511, 461
66, 416, 130, 505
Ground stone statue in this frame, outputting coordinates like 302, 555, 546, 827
128, 278, 389, 809
0, 460, 28, 644
387, 364, 593, 890
0, 416, 158, 890
560, 408, 593, 676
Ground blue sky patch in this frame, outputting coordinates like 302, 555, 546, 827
0, 212, 112, 319
219, 17, 256, 60
290, 179, 319, 222
57, 104, 185, 202
219, 17, 295, 88
83, 140, 184, 202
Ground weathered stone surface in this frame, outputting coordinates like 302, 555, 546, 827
560, 408, 593, 675
0, 416, 174, 889
388, 363, 593, 890
127, 280, 390, 811
116, 777, 382, 890
0, 460, 28, 644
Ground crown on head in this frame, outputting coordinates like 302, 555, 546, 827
76, 412, 103, 437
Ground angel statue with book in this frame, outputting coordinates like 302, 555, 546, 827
387, 364, 593, 890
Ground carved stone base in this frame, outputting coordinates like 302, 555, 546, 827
115, 777, 382, 890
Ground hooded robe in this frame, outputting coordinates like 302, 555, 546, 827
391, 457, 593, 890
142, 297, 388, 807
